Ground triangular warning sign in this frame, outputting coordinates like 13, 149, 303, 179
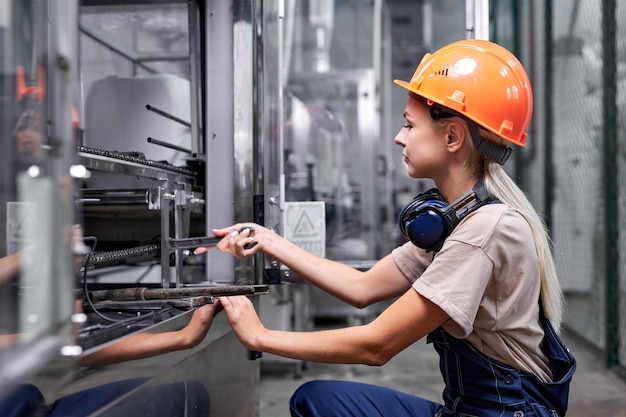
293, 211, 317, 237
16, 210, 37, 239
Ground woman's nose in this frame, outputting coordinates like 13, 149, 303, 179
394, 129, 406, 146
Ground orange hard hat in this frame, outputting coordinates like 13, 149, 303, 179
394, 39, 533, 148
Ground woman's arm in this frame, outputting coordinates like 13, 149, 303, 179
0, 251, 21, 285
220, 289, 449, 365
204, 224, 411, 307
0, 334, 19, 348
80, 303, 220, 367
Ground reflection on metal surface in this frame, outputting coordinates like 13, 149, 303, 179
0, 0, 78, 399
286, 69, 388, 261
24, 315, 259, 417
75, 316, 257, 417
79, 3, 190, 78
2, 1, 262, 415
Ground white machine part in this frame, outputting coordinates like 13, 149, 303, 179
84, 74, 191, 167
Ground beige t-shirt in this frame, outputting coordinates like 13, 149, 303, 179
392, 203, 553, 382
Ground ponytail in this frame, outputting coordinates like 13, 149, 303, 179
483, 161, 564, 332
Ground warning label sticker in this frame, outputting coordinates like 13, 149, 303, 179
6, 202, 38, 254
283, 201, 326, 258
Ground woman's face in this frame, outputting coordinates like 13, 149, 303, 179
394, 96, 448, 180
16, 127, 44, 158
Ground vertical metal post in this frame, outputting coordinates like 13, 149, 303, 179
277, 0, 285, 212
602, 0, 619, 369
512, 0, 525, 184
260, 0, 284, 246
252, 0, 264, 286
204, 0, 236, 283
160, 185, 172, 288
47, 0, 78, 331
174, 185, 187, 288
188, 0, 202, 157
466, 0, 490, 40
543, 0, 554, 237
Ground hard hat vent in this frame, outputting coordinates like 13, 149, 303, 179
432, 68, 449, 77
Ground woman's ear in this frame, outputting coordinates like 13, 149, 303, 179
445, 121, 467, 152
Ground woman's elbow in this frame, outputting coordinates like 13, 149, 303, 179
350, 299, 371, 310
360, 343, 395, 366
348, 291, 381, 309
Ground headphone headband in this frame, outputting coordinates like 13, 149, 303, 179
398, 178, 497, 252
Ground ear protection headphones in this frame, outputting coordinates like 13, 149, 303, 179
398, 178, 497, 252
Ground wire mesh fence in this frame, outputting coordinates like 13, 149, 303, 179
509, 0, 624, 376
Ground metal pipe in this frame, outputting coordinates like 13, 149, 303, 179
147, 137, 193, 155
89, 284, 270, 303
145, 104, 191, 128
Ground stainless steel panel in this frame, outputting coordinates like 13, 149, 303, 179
3, 2, 263, 415
32, 313, 259, 417
0, 0, 79, 398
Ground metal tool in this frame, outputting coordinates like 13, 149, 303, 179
89, 284, 270, 303
168, 226, 258, 251
167, 235, 222, 250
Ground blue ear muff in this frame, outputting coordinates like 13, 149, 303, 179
398, 189, 449, 252
398, 178, 497, 252
404, 206, 447, 250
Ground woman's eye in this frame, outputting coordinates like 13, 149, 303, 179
402, 123, 412, 129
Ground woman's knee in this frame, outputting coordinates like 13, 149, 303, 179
289, 381, 343, 417
290, 380, 324, 407
289, 380, 443, 417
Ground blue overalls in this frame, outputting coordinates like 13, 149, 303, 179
290, 314, 576, 417
429, 312, 576, 416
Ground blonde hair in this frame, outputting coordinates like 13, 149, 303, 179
436, 116, 564, 332
481, 130, 563, 332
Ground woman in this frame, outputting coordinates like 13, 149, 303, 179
203, 39, 576, 416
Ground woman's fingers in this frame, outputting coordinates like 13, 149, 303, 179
193, 224, 259, 256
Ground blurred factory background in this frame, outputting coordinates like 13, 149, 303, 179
0, 0, 625, 416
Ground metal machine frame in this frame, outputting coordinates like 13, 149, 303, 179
1, 1, 267, 415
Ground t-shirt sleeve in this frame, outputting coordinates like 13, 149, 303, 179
412, 240, 494, 338
391, 241, 433, 284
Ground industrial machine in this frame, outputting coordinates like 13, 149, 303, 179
0, 0, 400, 415
0, 1, 268, 416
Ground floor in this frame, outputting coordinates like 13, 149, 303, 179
259, 323, 626, 417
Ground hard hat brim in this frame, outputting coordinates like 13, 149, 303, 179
393, 79, 413, 92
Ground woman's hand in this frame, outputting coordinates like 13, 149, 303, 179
219, 296, 267, 351
194, 223, 269, 258
81, 301, 223, 367
179, 301, 223, 348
